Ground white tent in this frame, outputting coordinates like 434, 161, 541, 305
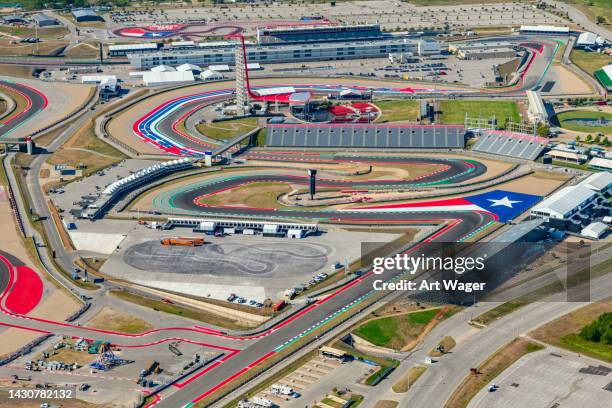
143, 71, 195, 86
177, 63, 202, 73
200, 69, 223, 81
151, 64, 176, 73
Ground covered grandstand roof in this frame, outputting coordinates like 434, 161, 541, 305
588, 158, 612, 173
265, 123, 465, 148
594, 64, 612, 91
472, 130, 547, 161
254, 86, 296, 96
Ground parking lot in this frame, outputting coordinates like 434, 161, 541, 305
468, 349, 611, 408
106, 1, 569, 35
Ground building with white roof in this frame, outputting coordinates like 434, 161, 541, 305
576, 32, 605, 49
581, 222, 608, 239
526, 90, 548, 124
589, 157, 612, 172
594, 64, 612, 92
108, 43, 161, 57
578, 171, 612, 192
519, 25, 569, 35
531, 185, 597, 220
142, 70, 195, 86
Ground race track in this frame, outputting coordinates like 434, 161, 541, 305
0, 80, 48, 138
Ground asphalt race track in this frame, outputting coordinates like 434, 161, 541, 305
0, 80, 48, 138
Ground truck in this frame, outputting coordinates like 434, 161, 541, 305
272, 300, 286, 312
160, 237, 204, 247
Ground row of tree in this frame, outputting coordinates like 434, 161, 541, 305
579, 312, 612, 345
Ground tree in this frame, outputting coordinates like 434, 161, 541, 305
596, 16, 606, 25
602, 136, 610, 146
594, 134, 602, 144
537, 123, 550, 137
575, 135, 581, 142
586, 134, 593, 144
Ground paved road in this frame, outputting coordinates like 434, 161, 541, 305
544, 0, 612, 41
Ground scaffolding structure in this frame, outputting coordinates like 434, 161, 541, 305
89, 343, 125, 371
234, 42, 249, 116
464, 113, 536, 136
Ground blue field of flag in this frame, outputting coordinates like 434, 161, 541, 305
466, 190, 543, 222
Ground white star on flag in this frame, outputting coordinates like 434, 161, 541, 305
487, 196, 521, 208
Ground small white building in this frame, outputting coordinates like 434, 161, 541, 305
208, 64, 231, 72
581, 222, 608, 239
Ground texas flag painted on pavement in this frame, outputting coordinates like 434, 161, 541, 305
344, 190, 542, 222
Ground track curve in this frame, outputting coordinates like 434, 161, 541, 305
0, 80, 48, 138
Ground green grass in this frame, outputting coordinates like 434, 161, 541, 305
374, 100, 420, 123
473, 301, 527, 326
570, 49, 612, 78
439, 100, 520, 125
560, 333, 612, 362
353, 308, 440, 349
196, 117, 259, 141
553, 110, 612, 134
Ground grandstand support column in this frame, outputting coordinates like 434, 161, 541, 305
235, 43, 249, 116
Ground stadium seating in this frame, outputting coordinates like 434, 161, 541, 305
472, 130, 547, 160
265, 123, 465, 148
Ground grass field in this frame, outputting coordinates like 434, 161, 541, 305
429, 336, 457, 357
109, 289, 257, 330
196, 117, 259, 141
353, 308, 441, 350
570, 49, 612, 78
374, 100, 420, 123
445, 338, 544, 408
45, 119, 127, 185
0, 25, 69, 38
530, 301, 612, 363
553, 110, 612, 134
392, 365, 427, 393
86, 307, 153, 334
439, 100, 520, 125
197, 181, 291, 208
0, 38, 67, 56
63, 42, 101, 58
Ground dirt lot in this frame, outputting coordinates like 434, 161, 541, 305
85, 307, 154, 334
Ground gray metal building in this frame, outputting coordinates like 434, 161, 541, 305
32, 13, 58, 27
128, 38, 425, 69
265, 123, 465, 148
72, 9, 104, 22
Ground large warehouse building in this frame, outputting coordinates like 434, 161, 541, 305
128, 37, 436, 69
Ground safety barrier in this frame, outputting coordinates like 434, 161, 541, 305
1, 156, 25, 237
65, 302, 91, 322
0, 334, 53, 367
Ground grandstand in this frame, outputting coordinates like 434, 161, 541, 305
265, 123, 465, 148
472, 130, 547, 160
256, 24, 384, 45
